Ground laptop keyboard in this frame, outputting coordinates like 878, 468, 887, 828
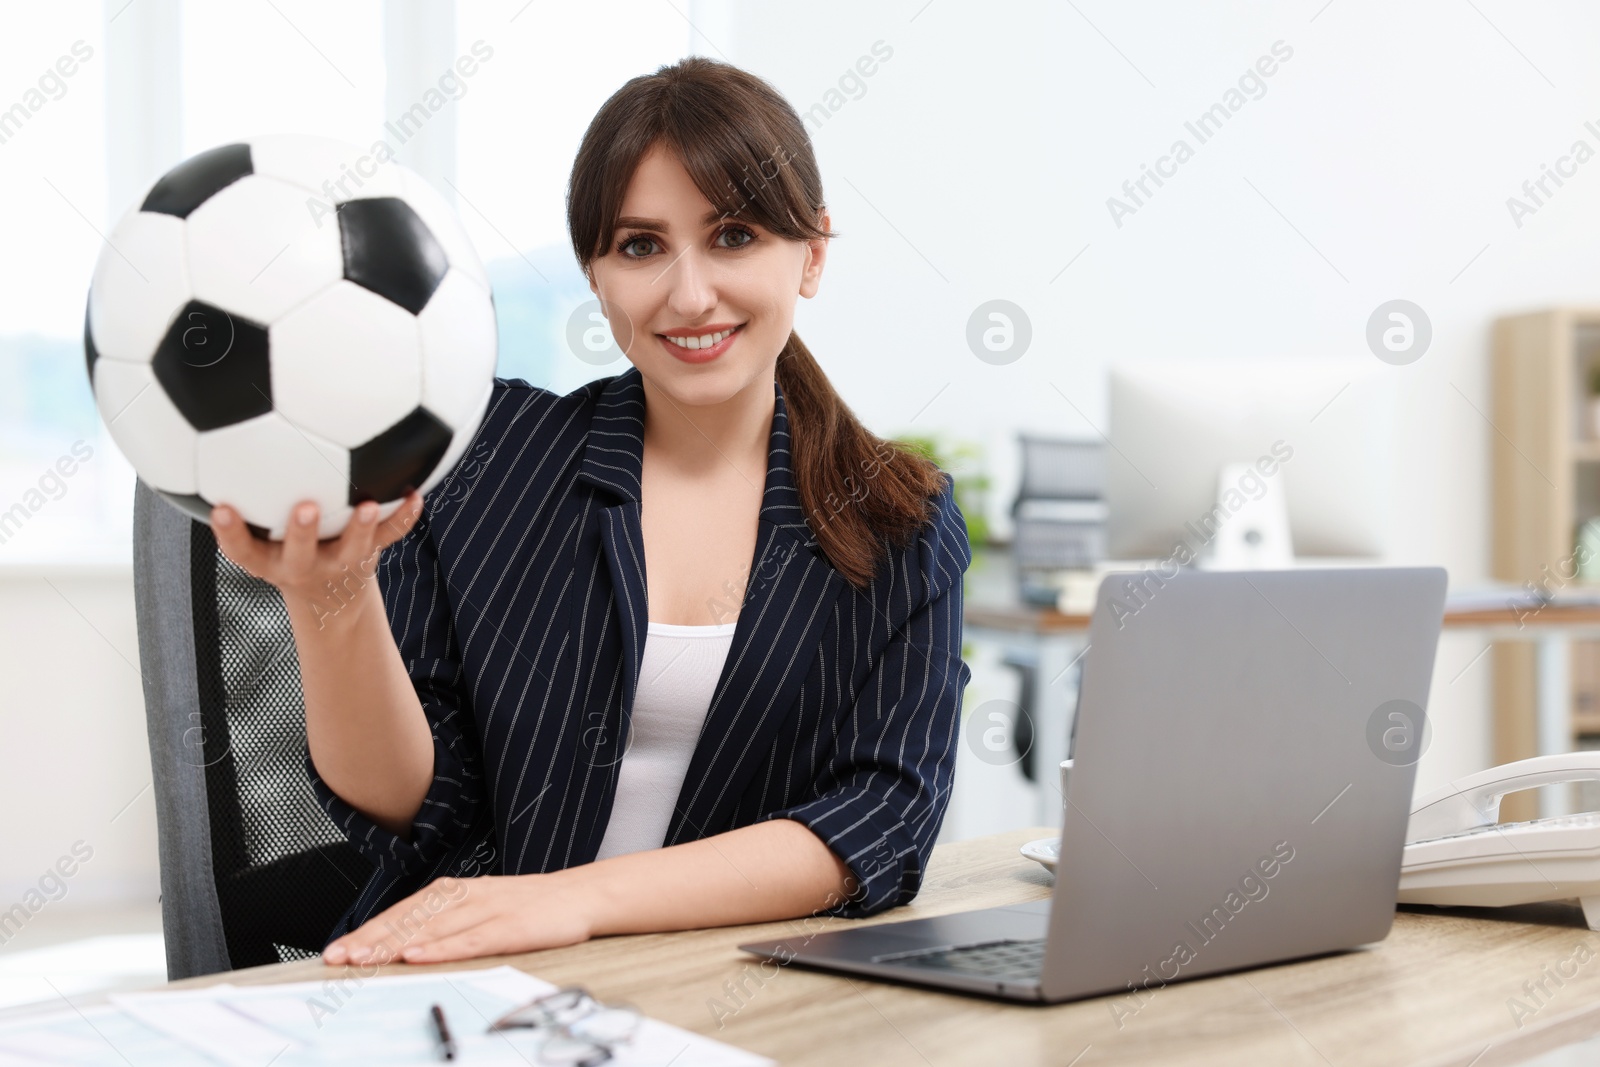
873, 938, 1048, 981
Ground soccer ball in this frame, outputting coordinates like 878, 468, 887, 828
84, 135, 497, 540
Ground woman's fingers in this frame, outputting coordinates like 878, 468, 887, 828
279, 500, 319, 583
323, 877, 475, 964
375, 490, 425, 552
207, 495, 419, 599
399, 921, 505, 964
323, 924, 387, 966
323, 933, 399, 967
209, 504, 270, 578
401, 903, 588, 963
337, 500, 381, 573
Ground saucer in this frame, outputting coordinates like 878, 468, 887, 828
1020, 837, 1059, 874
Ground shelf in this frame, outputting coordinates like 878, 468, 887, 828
1492, 309, 1600, 820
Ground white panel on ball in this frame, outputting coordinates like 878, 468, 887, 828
92, 359, 199, 494
418, 380, 493, 499
417, 269, 498, 430
249, 134, 408, 204
88, 211, 190, 364
196, 412, 354, 539
187, 174, 345, 325
270, 279, 424, 449
399, 169, 490, 294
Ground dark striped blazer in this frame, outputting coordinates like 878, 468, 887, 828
308, 364, 973, 937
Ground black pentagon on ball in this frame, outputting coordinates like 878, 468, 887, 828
83, 299, 99, 382
338, 197, 449, 314
155, 488, 271, 540
152, 300, 272, 432
141, 143, 253, 219
348, 406, 453, 505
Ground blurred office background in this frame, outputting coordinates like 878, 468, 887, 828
5, 0, 1600, 1009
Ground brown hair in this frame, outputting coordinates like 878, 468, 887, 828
567, 56, 949, 590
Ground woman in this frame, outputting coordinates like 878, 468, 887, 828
209, 56, 972, 966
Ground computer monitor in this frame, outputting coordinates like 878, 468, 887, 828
1106, 359, 1395, 564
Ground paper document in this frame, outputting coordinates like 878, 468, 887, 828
0, 1003, 219, 1065
0, 967, 770, 1066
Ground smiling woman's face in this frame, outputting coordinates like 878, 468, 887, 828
587, 142, 828, 407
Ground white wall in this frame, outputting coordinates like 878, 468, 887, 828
712, 0, 1600, 801
0, 568, 157, 908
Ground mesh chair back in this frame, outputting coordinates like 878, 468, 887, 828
133, 479, 371, 979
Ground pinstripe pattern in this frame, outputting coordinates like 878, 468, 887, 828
306, 365, 973, 938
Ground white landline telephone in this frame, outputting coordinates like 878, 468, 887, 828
1401, 751, 1600, 930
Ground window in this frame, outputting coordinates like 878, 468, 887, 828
0, 1, 692, 561
181, 1, 385, 158
454, 0, 685, 393
0, 3, 114, 560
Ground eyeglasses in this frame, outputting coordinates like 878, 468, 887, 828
488, 986, 642, 1066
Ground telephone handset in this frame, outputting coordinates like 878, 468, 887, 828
1400, 752, 1600, 930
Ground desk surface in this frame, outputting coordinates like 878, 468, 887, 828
960, 545, 1600, 633
169, 828, 1600, 1066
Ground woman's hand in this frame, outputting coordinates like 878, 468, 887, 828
320, 871, 597, 966
208, 492, 424, 602
209, 491, 440, 837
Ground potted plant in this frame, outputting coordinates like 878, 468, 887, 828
892, 432, 990, 664
892, 432, 990, 554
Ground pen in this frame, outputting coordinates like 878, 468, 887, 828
430, 1002, 457, 1061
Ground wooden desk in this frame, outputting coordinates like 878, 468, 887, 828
167, 828, 1600, 1066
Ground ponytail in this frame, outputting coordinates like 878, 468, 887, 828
776, 333, 947, 589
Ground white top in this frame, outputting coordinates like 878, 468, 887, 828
592, 619, 738, 860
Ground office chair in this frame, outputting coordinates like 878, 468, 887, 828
1000, 435, 1104, 780
131, 478, 372, 980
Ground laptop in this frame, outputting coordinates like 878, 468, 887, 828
739, 565, 1449, 1003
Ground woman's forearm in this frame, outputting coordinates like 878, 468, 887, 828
575, 819, 856, 935
322, 816, 859, 965
285, 577, 435, 838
